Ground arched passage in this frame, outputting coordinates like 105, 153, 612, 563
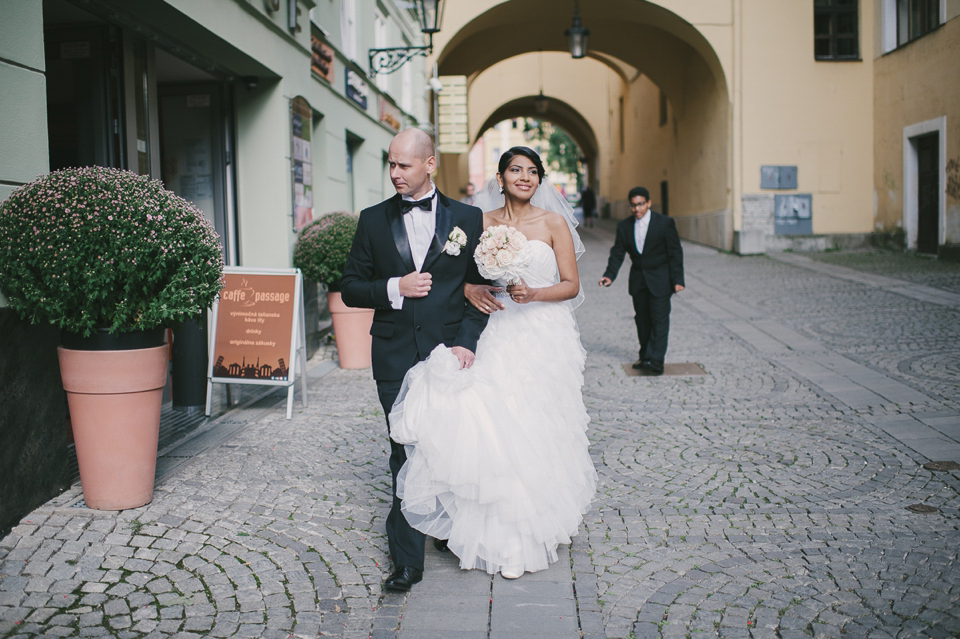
431, 0, 733, 249
471, 91, 601, 192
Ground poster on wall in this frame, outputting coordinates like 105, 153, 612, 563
207, 268, 308, 419
774, 194, 813, 235
291, 96, 313, 231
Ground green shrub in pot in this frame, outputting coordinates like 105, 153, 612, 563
0, 166, 224, 337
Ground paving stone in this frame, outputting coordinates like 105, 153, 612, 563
2, 233, 959, 638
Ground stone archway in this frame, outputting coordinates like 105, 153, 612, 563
431, 0, 733, 249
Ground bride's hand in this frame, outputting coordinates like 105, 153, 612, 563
465, 282, 505, 314
506, 279, 535, 304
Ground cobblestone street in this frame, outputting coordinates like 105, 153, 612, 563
2, 222, 959, 639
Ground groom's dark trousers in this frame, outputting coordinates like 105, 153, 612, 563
340, 191, 487, 571
603, 212, 684, 367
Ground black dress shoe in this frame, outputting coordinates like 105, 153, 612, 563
433, 538, 450, 552
631, 359, 647, 370
384, 566, 423, 592
647, 361, 664, 375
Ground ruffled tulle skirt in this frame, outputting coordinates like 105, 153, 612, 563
390, 299, 597, 574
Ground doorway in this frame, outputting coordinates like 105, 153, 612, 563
44, 24, 124, 172
903, 117, 946, 254
916, 133, 939, 254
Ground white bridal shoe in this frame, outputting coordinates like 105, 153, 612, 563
500, 566, 523, 580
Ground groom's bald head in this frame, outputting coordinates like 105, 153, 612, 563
393, 128, 435, 160
388, 128, 437, 199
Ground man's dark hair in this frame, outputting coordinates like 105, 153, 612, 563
628, 186, 650, 202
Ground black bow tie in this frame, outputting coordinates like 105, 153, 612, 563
399, 195, 434, 213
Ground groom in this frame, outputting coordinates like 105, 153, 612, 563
599, 186, 684, 374
340, 128, 488, 592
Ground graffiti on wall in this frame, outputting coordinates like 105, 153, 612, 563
947, 157, 960, 201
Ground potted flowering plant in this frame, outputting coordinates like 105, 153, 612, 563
0, 166, 224, 510
293, 212, 373, 369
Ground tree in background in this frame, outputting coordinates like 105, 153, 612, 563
523, 120, 583, 191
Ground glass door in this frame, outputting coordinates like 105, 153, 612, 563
158, 84, 234, 263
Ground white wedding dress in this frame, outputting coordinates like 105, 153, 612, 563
389, 239, 597, 575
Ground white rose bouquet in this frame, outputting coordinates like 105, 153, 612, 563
473, 225, 532, 285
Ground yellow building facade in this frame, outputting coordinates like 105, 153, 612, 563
431, 0, 960, 257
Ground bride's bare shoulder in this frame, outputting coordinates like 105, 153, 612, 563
483, 210, 506, 227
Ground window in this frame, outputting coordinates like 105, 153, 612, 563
401, 60, 412, 113
899, 0, 941, 45
341, 0, 357, 61
374, 11, 388, 91
814, 0, 859, 60
618, 96, 625, 153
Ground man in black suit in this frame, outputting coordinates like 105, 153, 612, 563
599, 186, 684, 375
341, 128, 488, 592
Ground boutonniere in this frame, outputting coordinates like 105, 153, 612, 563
443, 226, 468, 256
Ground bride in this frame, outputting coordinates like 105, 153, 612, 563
389, 146, 597, 579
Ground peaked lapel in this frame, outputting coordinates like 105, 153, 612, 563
420, 192, 453, 273
386, 194, 416, 274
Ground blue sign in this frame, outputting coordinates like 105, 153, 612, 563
345, 70, 368, 110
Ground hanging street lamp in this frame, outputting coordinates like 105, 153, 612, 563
534, 51, 549, 114
369, 0, 446, 76
565, 0, 590, 59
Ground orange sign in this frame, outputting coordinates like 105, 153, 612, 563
211, 273, 297, 381
311, 34, 334, 83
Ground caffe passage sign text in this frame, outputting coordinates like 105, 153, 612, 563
212, 272, 297, 381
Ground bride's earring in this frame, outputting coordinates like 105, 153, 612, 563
498, 183, 504, 194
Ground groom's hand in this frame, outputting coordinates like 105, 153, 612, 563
451, 346, 475, 370
399, 271, 432, 298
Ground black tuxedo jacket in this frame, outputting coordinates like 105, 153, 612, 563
602, 212, 684, 298
340, 191, 488, 382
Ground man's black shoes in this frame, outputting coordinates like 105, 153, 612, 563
433, 538, 450, 552
632, 359, 664, 375
384, 566, 423, 592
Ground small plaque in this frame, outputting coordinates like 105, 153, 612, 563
760, 165, 798, 189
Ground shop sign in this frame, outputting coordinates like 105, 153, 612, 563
311, 33, 335, 82
207, 268, 308, 419
291, 96, 313, 230
379, 97, 402, 132
437, 75, 469, 153
346, 69, 368, 110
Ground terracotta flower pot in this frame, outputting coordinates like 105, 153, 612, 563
57, 344, 168, 510
327, 291, 374, 369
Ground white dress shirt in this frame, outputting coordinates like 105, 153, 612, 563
387, 185, 437, 310
634, 212, 651, 254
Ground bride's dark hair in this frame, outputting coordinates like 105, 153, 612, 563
498, 146, 545, 184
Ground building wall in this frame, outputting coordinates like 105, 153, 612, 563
738, 0, 875, 242
0, 0, 49, 210
0, 0, 431, 532
0, 0, 69, 539
153, 0, 427, 268
873, 14, 960, 248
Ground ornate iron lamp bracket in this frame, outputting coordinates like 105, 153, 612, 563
369, 37, 432, 77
